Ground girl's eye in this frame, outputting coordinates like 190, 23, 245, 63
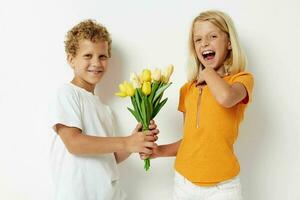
211, 35, 217, 39
195, 38, 202, 43
84, 54, 92, 59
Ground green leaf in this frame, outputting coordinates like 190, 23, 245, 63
145, 96, 153, 123
152, 98, 168, 118
133, 92, 142, 119
153, 83, 172, 103
127, 107, 140, 122
130, 97, 142, 122
153, 93, 163, 109
140, 97, 147, 129
149, 82, 159, 103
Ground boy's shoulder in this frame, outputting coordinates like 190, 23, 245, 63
55, 83, 80, 101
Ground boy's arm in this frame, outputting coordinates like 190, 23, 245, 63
56, 123, 156, 156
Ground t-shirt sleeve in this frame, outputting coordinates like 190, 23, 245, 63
178, 83, 189, 113
231, 72, 254, 104
49, 86, 83, 133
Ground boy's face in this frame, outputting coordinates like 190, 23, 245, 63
68, 39, 109, 92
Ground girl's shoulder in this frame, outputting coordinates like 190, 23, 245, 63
180, 81, 195, 91
228, 71, 254, 82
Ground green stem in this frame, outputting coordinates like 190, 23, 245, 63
143, 124, 151, 171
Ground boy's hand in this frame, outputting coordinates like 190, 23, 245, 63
139, 120, 160, 159
149, 120, 159, 141
124, 123, 157, 154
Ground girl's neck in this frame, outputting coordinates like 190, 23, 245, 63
215, 65, 228, 77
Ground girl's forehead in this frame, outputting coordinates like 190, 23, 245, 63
193, 20, 222, 34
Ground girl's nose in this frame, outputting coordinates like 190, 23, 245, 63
201, 39, 209, 47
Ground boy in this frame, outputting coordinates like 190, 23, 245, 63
49, 19, 158, 200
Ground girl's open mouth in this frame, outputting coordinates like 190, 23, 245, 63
202, 50, 215, 61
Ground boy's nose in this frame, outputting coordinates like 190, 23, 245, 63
91, 59, 102, 67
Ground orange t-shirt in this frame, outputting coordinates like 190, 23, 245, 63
175, 72, 254, 186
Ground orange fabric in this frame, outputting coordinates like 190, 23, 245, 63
175, 72, 254, 186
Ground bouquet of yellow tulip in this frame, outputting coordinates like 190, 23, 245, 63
115, 64, 174, 171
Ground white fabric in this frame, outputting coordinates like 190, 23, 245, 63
173, 171, 242, 200
49, 83, 126, 200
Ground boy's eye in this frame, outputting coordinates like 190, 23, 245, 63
211, 35, 217, 39
99, 55, 108, 60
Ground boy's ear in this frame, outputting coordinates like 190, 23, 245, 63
67, 54, 75, 68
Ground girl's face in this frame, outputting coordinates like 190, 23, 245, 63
68, 39, 109, 92
193, 20, 231, 70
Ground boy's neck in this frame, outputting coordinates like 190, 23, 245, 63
71, 78, 95, 94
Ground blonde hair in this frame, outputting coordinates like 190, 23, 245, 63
187, 10, 246, 81
65, 19, 112, 57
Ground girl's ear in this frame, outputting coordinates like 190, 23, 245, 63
67, 54, 75, 68
227, 41, 232, 50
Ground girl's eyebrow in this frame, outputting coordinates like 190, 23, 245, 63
194, 31, 219, 37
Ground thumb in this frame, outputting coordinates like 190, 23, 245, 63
133, 123, 143, 132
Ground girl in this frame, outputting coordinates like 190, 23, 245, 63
141, 10, 254, 200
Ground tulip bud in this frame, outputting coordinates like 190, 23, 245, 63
124, 81, 135, 97
130, 72, 141, 88
162, 64, 174, 83
152, 68, 161, 82
141, 69, 152, 82
142, 82, 151, 96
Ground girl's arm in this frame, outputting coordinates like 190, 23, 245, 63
114, 120, 159, 164
56, 123, 157, 156
140, 114, 185, 160
201, 67, 248, 108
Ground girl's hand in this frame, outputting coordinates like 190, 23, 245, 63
139, 144, 161, 160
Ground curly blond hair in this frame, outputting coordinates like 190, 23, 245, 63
64, 19, 112, 57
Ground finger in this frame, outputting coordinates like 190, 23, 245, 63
144, 142, 155, 148
145, 135, 155, 142
143, 130, 153, 136
134, 123, 143, 132
140, 154, 149, 160
150, 129, 159, 135
148, 123, 157, 130
142, 148, 152, 154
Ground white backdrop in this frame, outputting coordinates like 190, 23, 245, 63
1, 0, 300, 199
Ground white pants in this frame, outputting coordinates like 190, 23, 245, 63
173, 171, 243, 200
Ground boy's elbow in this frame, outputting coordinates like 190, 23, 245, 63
64, 137, 82, 155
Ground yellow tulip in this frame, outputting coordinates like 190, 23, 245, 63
141, 69, 151, 82
124, 81, 135, 97
130, 72, 141, 88
119, 83, 127, 93
162, 64, 174, 83
152, 68, 161, 82
115, 92, 127, 97
142, 82, 151, 95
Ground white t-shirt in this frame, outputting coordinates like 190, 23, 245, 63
49, 83, 126, 200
